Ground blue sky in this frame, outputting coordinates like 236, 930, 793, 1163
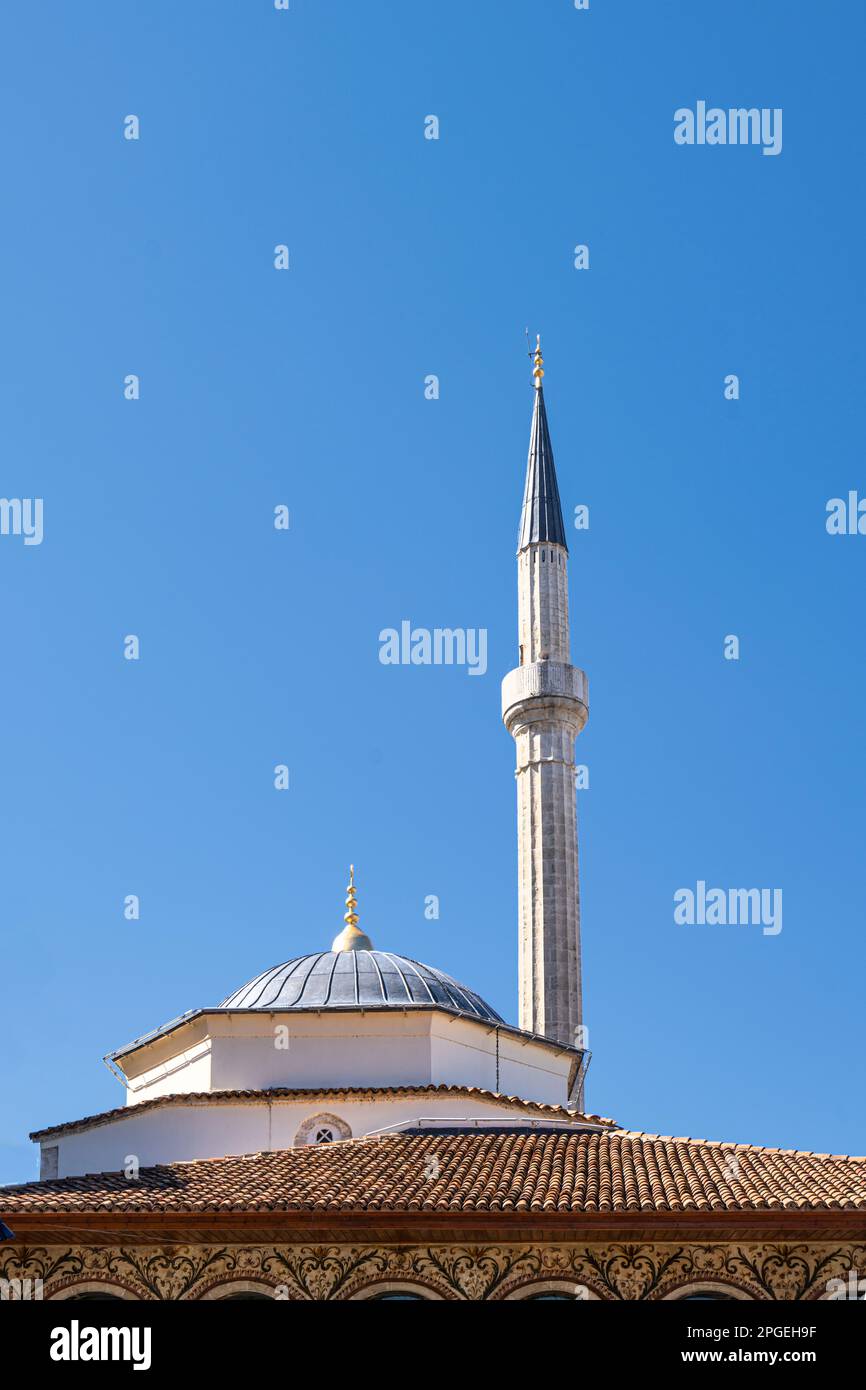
1, 1, 864, 1183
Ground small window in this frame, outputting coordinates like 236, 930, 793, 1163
294, 1112, 352, 1147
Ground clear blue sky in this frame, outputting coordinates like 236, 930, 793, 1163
1, 1, 864, 1184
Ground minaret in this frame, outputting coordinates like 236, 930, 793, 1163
501, 337, 589, 1062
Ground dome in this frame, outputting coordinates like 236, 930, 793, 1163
220, 950, 504, 1024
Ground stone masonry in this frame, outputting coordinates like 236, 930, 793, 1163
502, 380, 589, 1066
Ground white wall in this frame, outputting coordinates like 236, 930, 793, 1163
209, 1025, 434, 1093
120, 1009, 573, 1108
47, 1092, 581, 1179
37, 1008, 581, 1178
428, 1015, 570, 1105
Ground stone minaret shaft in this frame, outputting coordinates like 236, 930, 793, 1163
501, 341, 588, 1058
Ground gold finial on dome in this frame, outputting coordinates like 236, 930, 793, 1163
532, 333, 544, 389
331, 864, 374, 952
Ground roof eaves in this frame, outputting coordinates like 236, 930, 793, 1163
106, 1004, 585, 1064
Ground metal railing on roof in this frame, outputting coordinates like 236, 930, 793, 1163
363, 1114, 608, 1140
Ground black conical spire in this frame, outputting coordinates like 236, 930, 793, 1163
517, 338, 568, 552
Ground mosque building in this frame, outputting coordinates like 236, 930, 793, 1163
1, 343, 864, 1302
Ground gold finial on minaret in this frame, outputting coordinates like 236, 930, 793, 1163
532, 333, 544, 389
331, 864, 374, 952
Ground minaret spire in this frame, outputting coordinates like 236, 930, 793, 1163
519, 337, 567, 551
532, 333, 544, 387
501, 340, 589, 1097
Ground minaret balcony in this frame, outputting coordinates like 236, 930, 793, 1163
501, 660, 589, 734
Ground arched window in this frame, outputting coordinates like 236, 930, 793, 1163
369, 1293, 429, 1301
667, 1284, 751, 1302
352, 1282, 441, 1301
220, 1293, 273, 1301
505, 1281, 600, 1301
198, 1280, 280, 1301
293, 1112, 352, 1147
50, 1283, 135, 1302
66, 1293, 126, 1301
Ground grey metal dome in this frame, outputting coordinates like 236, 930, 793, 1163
220, 950, 503, 1024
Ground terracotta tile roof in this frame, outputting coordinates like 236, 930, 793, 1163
6, 1128, 866, 1215
28, 1086, 615, 1141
